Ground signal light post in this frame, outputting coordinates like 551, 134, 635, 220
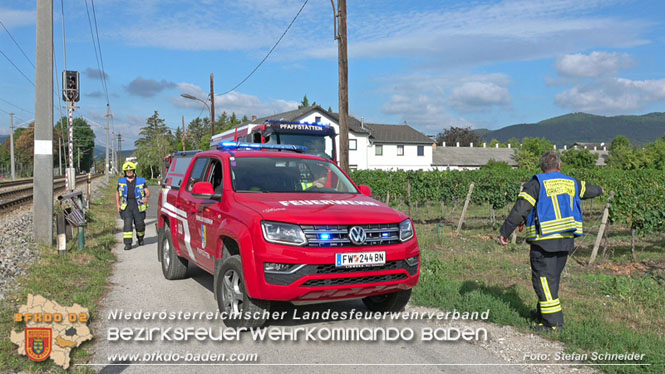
63, 70, 80, 191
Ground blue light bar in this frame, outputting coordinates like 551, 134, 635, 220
216, 142, 308, 152
381, 233, 390, 238
318, 233, 331, 240
265, 120, 329, 128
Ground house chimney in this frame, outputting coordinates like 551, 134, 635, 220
553, 144, 557, 149
456, 142, 460, 147
603, 146, 607, 151
251, 115, 257, 121
575, 145, 579, 150
432, 143, 437, 150
583, 145, 587, 149
594, 146, 597, 151
483, 143, 486, 148
361, 116, 364, 129
564, 145, 567, 150
508, 144, 511, 149
495, 143, 499, 148
442, 141, 446, 147
469, 142, 473, 148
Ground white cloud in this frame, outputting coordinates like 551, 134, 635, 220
555, 77, 665, 113
556, 51, 634, 78
172, 83, 298, 118
0, 7, 35, 28
377, 73, 510, 131
450, 82, 511, 112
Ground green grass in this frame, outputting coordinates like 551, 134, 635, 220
0, 182, 118, 373
409, 201, 665, 373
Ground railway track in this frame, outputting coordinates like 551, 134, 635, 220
0, 174, 103, 213
0, 177, 66, 189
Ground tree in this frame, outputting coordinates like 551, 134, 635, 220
134, 111, 175, 179
298, 95, 317, 109
561, 148, 599, 169
328, 106, 333, 113
607, 135, 645, 169
514, 137, 553, 170
55, 117, 95, 172
435, 126, 480, 146
482, 159, 512, 171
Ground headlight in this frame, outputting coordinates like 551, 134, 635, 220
261, 221, 307, 246
399, 219, 414, 242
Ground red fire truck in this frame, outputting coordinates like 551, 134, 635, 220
157, 142, 420, 327
210, 120, 338, 162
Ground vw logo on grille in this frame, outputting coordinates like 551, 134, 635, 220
348, 226, 367, 245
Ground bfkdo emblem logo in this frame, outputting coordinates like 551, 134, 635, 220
25, 328, 52, 362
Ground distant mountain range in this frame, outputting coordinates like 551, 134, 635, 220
93, 146, 134, 159
477, 112, 665, 146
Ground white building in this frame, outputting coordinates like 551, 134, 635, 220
241, 106, 434, 171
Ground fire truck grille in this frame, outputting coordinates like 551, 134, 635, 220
264, 260, 417, 286
301, 223, 401, 247
301, 274, 407, 287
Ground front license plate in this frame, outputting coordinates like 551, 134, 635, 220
335, 251, 386, 267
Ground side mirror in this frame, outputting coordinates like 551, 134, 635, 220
191, 182, 216, 200
358, 184, 372, 197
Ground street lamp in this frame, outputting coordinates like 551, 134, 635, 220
181, 93, 214, 136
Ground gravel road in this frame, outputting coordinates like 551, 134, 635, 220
90, 192, 597, 374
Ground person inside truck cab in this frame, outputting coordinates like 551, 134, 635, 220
302, 164, 329, 190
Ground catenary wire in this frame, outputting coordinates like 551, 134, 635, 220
0, 20, 35, 69
218, 0, 309, 96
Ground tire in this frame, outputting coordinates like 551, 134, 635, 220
161, 226, 188, 280
215, 254, 271, 328
362, 289, 412, 312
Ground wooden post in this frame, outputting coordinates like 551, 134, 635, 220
407, 180, 412, 217
385, 190, 390, 204
456, 182, 474, 235
631, 228, 637, 262
601, 223, 611, 258
588, 191, 614, 266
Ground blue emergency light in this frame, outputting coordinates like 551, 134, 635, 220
318, 233, 331, 240
216, 142, 308, 152
265, 120, 329, 128
381, 233, 390, 238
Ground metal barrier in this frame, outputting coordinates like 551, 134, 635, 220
57, 190, 87, 252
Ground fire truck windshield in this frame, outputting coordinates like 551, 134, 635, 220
276, 134, 334, 160
231, 156, 357, 193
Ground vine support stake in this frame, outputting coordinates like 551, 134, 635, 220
456, 182, 474, 236
589, 190, 614, 267
407, 180, 412, 217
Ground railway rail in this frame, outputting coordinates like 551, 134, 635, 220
0, 174, 103, 213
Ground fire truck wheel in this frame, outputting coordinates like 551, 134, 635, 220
215, 255, 270, 328
362, 289, 412, 312
161, 226, 188, 280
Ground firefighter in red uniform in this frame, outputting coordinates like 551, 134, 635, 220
500, 151, 603, 332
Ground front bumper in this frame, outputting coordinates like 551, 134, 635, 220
248, 238, 420, 302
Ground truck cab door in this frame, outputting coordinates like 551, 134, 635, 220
176, 157, 210, 266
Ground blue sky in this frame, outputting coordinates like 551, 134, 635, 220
1, 0, 665, 147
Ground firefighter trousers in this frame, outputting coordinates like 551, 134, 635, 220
530, 246, 568, 327
120, 202, 145, 245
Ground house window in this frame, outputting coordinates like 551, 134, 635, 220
397, 145, 404, 156
375, 145, 383, 156
417, 145, 424, 156
315, 116, 321, 123
349, 139, 357, 150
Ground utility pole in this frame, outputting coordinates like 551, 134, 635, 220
9, 113, 15, 181
210, 73, 215, 136
34, 0, 54, 244
117, 133, 122, 165
58, 136, 62, 176
333, 0, 349, 172
111, 129, 115, 173
105, 104, 110, 181
181, 115, 186, 151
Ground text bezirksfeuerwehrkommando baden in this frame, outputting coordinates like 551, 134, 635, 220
107, 308, 490, 322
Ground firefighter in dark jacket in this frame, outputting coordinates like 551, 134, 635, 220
116, 161, 150, 250
499, 151, 603, 332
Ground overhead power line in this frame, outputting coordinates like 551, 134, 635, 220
219, 0, 309, 96
90, 0, 110, 105
0, 20, 35, 69
0, 98, 33, 115
0, 47, 35, 86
